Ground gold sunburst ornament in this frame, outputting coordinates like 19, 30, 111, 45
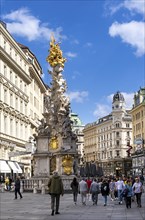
50, 137, 58, 150
46, 34, 66, 68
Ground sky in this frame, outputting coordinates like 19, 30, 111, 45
0, 0, 145, 125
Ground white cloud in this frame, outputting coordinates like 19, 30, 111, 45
93, 92, 134, 118
72, 39, 79, 45
108, 0, 145, 16
71, 71, 80, 80
65, 52, 77, 58
2, 8, 66, 42
93, 104, 111, 118
109, 21, 145, 56
67, 91, 88, 103
123, 0, 145, 16
84, 42, 93, 47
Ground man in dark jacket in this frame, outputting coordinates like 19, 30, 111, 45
101, 179, 110, 206
14, 176, 22, 199
48, 171, 64, 216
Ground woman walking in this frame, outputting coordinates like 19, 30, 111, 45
124, 179, 133, 208
70, 177, 79, 205
132, 177, 143, 208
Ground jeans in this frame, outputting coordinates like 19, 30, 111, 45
103, 195, 107, 205
73, 192, 78, 202
92, 192, 98, 204
118, 189, 123, 202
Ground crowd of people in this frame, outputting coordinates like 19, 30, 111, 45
47, 172, 144, 216
70, 175, 144, 209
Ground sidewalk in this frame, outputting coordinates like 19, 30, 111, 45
0, 191, 145, 220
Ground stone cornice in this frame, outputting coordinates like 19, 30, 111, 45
0, 73, 29, 102
0, 101, 30, 123
0, 46, 32, 84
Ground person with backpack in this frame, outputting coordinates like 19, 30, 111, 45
90, 178, 100, 205
101, 179, 110, 206
122, 179, 133, 208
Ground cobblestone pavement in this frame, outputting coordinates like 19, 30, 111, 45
0, 191, 145, 220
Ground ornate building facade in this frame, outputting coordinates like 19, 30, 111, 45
130, 87, 145, 176
70, 113, 84, 164
0, 22, 46, 178
83, 91, 132, 176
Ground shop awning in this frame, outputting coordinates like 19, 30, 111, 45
8, 161, 21, 173
14, 162, 22, 173
0, 160, 11, 173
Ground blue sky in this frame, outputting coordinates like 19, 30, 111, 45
1, 0, 145, 125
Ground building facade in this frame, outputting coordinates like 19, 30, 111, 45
130, 87, 145, 176
0, 22, 46, 178
83, 91, 132, 176
70, 113, 84, 164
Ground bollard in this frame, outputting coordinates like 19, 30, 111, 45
20, 181, 24, 193
33, 183, 37, 194
1, 183, 5, 192
41, 183, 45, 194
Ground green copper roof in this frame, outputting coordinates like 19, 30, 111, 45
70, 113, 82, 126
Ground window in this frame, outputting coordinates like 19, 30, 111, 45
116, 132, 119, 137
16, 121, 18, 137
10, 93, 13, 107
10, 70, 13, 82
4, 40, 6, 50
126, 123, 130, 128
15, 97, 18, 110
15, 75, 18, 86
10, 47, 12, 56
4, 65, 7, 77
20, 80, 23, 90
116, 123, 120, 128
116, 140, 120, 146
10, 119, 13, 135
116, 150, 120, 157
4, 116, 7, 133
4, 89, 7, 103
20, 100, 23, 112
24, 84, 27, 93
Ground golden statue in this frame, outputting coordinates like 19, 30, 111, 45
50, 137, 58, 150
62, 155, 73, 175
46, 34, 66, 68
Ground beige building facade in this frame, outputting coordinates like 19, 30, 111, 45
84, 91, 132, 176
0, 22, 46, 178
130, 87, 145, 176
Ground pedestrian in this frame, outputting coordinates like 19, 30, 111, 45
132, 177, 143, 208
124, 179, 133, 209
86, 177, 92, 201
116, 176, 125, 204
14, 176, 23, 199
5, 176, 9, 190
90, 178, 100, 205
101, 179, 110, 206
70, 177, 79, 205
109, 179, 115, 201
48, 171, 64, 216
79, 178, 88, 205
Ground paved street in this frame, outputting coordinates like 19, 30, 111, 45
0, 191, 145, 220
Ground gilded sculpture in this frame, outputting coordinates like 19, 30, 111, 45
50, 137, 58, 150
46, 35, 66, 68
62, 155, 73, 175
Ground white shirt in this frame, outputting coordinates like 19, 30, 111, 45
116, 180, 124, 190
132, 182, 142, 193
